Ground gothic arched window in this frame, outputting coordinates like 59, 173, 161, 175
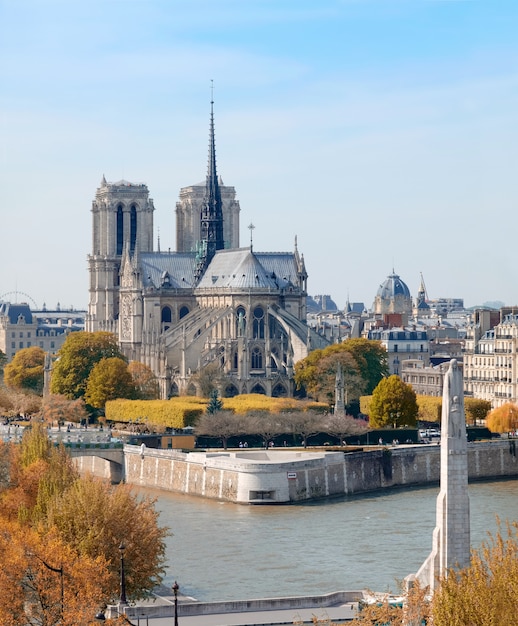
161, 306, 172, 331
236, 306, 246, 337
130, 205, 137, 253
251, 347, 263, 370
116, 204, 124, 255
179, 305, 189, 319
253, 306, 265, 339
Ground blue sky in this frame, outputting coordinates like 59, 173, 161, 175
1, 0, 517, 311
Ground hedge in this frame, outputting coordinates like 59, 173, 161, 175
106, 394, 327, 429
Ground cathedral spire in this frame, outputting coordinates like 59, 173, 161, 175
195, 81, 224, 283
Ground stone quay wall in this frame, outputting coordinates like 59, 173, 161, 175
74, 439, 518, 504
117, 590, 365, 620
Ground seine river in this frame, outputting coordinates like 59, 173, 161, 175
138, 479, 518, 602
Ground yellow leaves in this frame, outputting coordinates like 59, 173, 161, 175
0, 520, 111, 626
45, 474, 168, 600
223, 394, 326, 415
0, 430, 168, 622
107, 395, 327, 428
432, 520, 518, 626
4, 346, 46, 393
106, 398, 204, 428
486, 402, 518, 433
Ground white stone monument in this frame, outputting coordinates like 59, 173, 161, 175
413, 359, 470, 591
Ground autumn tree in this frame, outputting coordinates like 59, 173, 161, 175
128, 361, 160, 400
323, 413, 369, 445
0, 422, 168, 609
294, 348, 365, 404
369, 375, 418, 429
339, 338, 389, 394
464, 398, 492, 426
190, 361, 224, 397
245, 411, 285, 448
353, 581, 431, 626
0, 386, 41, 418
486, 402, 518, 434
0, 520, 111, 626
84, 357, 137, 409
283, 411, 322, 448
4, 346, 46, 394
50, 331, 124, 399
0, 348, 6, 376
432, 520, 518, 625
41, 394, 89, 426
44, 474, 168, 601
294, 339, 388, 404
195, 410, 244, 449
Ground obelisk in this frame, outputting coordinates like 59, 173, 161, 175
413, 359, 470, 591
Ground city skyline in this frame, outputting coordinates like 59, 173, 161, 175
2, 0, 518, 311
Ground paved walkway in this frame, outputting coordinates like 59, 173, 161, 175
123, 602, 357, 625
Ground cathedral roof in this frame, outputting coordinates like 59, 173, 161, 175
196, 248, 280, 290
140, 253, 197, 289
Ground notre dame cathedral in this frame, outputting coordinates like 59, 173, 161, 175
86, 101, 328, 398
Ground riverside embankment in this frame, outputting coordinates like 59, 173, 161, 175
73, 438, 518, 503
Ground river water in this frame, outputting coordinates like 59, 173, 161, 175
138, 479, 518, 602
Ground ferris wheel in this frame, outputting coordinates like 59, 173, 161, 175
0, 291, 39, 309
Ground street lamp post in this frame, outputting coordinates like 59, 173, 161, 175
119, 542, 127, 605
172, 581, 179, 626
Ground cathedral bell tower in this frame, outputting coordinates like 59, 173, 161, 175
87, 177, 154, 332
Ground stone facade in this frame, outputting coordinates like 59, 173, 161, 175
86, 105, 327, 398
464, 307, 518, 407
0, 302, 84, 362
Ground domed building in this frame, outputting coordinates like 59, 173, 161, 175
373, 270, 413, 318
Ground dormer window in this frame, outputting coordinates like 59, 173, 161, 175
161, 271, 171, 287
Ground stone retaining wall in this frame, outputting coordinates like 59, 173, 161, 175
116, 590, 365, 620
75, 440, 518, 504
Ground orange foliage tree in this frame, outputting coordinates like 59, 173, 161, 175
486, 402, 518, 433
0, 423, 168, 624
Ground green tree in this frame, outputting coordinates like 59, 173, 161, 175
486, 402, 518, 434
294, 339, 387, 403
128, 361, 160, 400
339, 338, 389, 394
206, 389, 223, 414
4, 346, 46, 394
84, 357, 137, 409
294, 348, 364, 404
369, 375, 418, 429
50, 331, 124, 399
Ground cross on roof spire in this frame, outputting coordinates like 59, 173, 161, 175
248, 222, 255, 252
